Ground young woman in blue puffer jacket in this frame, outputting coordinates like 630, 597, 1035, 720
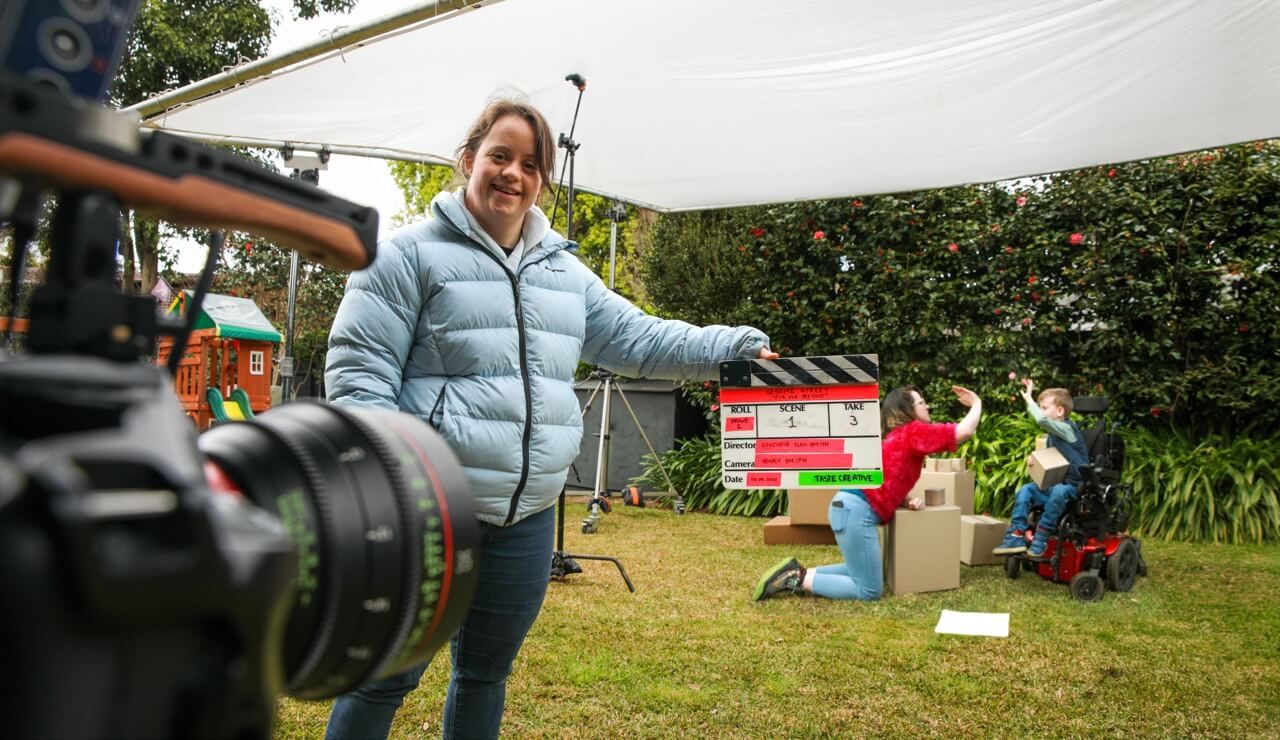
322, 98, 776, 740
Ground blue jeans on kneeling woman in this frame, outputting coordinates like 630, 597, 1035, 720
810, 489, 884, 601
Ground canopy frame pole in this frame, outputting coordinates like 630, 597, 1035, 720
126, 0, 496, 119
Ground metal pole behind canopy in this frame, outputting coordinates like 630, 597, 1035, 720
126, 0, 497, 119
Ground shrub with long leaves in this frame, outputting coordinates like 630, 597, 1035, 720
631, 436, 785, 517
1125, 427, 1280, 544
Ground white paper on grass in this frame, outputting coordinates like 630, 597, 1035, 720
935, 609, 1010, 638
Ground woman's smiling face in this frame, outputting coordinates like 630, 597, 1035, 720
461, 113, 542, 244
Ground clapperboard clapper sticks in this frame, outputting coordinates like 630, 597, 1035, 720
718, 355, 883, 490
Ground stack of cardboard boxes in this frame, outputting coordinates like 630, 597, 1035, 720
761, 451, 1072, 592
762, 489, 837, 545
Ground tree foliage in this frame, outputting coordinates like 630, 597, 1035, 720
113, 0, 356, 292
644, 142, 1280, 437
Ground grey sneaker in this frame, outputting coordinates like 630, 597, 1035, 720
753, 557, 804, 601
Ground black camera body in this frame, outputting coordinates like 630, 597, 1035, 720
0, 0, 139, 100
0, 357, 297, 739
0, 6, 480, 739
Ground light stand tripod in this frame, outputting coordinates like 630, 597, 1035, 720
548, 73, 633, 591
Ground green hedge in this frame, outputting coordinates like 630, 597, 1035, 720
642, 141, 1280, 437
632, 416, 1280, 544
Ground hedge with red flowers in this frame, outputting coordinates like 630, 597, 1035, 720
642, 141, 1279, 436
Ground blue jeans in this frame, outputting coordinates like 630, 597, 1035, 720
324, 505, 555, 740
1010, 481, 1079, 533
811, 489, 884, 601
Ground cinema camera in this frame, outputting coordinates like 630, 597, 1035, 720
0, 2, 479, 738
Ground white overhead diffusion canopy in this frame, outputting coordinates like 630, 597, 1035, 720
138, 0, 1280, 212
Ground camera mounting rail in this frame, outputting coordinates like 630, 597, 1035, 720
0, 71, 378, 272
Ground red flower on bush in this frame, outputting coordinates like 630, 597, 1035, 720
947, 242, 959, 253
1107, 168, 1117, 178
750, 227, 765, 237
244, 241, 255, 254
1021, 318, 1032, 326
993, 308, 1003, 315
1016, 196, 1027, 207
1151, 407, 1162, 417
1003, 245, 1015, 254
1027, 275, 1038, 285
703, 381, 713, 389
710, 403, 720, 412
1031, 291, 1041, 302
737, 245, 746, 253
851, 199, 864, 208
813, 230, 826, 241
786, 291, 794, 299
1239, 323, 1250, 333
1069, 232, 1084, 245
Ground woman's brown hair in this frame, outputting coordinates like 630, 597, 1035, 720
455, 98, 556, 191
881, 385, 924, 435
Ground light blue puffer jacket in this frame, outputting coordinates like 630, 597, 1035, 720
326, 191, 769, 526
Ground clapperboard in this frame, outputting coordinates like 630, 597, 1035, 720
718, 355, 882, 490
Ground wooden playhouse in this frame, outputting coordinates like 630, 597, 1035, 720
156, 291, 283, 429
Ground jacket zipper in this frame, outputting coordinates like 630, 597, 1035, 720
469, 247, 537, 526
504, 273, 533, 525
451, 214, 566, 525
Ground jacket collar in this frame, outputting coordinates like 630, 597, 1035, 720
431, 189, 575, 260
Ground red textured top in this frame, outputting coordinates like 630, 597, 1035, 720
862, 420, 958, 524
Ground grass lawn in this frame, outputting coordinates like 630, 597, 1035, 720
274, 502, 1280, 738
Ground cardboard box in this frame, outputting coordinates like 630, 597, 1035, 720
923, 487, 946, 507
763, 516, 835, 546
960, 514, 1008, 566
1028, 447, 1069, 489
924, 457, 968, 472
786, 488, 837, 526
909, 469, 976, 515
884, 504, 960, 594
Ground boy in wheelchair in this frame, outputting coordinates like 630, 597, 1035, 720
996, 390, 1148, 600
993, 379, 1091, 558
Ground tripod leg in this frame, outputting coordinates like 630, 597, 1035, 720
613, 384, 686, 512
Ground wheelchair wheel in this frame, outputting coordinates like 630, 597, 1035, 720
1106, 539, 1139, 592
1069, 571, 1105, 602
1004, 556, 1021, 580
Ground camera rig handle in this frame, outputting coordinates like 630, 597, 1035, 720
0, 72, 378, 272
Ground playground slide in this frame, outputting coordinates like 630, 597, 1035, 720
229, 387, 256, 419
207, 389, 245, 422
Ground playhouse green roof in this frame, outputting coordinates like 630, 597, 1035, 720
171, 291, 282, 343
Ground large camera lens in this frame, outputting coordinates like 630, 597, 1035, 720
198, 402, 479, 700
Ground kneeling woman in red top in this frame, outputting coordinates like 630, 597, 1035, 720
753, 384, 981, 601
